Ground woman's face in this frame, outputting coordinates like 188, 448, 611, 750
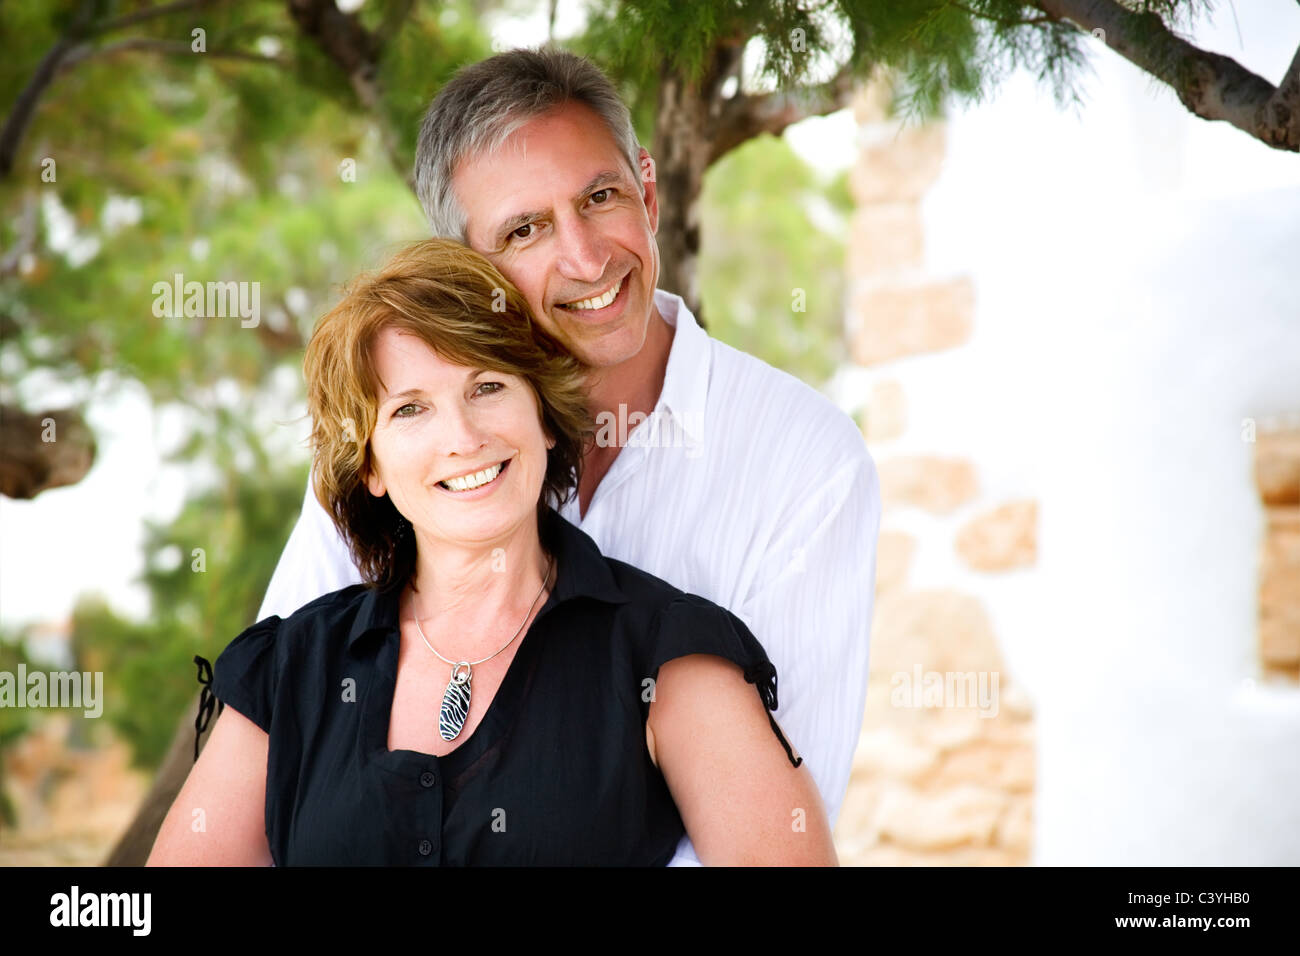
364, 326, 554, 551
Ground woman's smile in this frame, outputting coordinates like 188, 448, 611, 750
436, 457, 513, 497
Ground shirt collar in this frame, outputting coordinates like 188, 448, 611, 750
652, 289, 710, 448
345, 506, 628, 652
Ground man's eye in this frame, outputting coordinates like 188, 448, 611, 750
510, 223, 533, 241
590, 188, 614, 204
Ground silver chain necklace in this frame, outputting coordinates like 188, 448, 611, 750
411, 553, 555, 741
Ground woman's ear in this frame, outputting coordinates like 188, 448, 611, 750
364, 465, 385, 498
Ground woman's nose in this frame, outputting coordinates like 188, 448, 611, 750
439, 400, 489, 456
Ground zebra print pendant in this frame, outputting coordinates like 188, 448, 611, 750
439, 662, 472, 741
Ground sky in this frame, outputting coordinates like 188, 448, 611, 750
2, 0, 1298, 635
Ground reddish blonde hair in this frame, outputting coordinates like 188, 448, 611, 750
303, 238, 594, 593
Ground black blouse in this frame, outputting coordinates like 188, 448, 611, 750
209, 505, 798, 866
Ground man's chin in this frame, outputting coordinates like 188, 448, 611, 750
559, 322, 647, 370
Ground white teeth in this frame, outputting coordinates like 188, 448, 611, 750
565, 280, 619, 310
440, 462, 503, 492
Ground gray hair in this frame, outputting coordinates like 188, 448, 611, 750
414, 47, 643, 242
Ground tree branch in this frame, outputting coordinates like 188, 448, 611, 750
286, 0, 413, 189
0, 0, 266, 179
947, 1, 1050, 27
95, 0, 210, 36
709, 65, 857, 165
1034, 0, 1299, 151
58, 37, 289, 72
0, 0, 97, 177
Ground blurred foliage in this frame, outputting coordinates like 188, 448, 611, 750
0, 629, 36, 830
70, 456, 308, 769
699, 134, 850, 386
1, 0, 863, 774
578, 0, 1104, 127
0, 0, 486, 771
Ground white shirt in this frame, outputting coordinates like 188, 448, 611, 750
258, 290, 881, 865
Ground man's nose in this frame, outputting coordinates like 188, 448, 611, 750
553, 214, 609, 284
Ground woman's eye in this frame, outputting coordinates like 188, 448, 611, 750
393, 403, 420, 418
477, 381, 504, 396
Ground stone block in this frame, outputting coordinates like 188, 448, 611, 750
878, 456, 978, 513
1255, 428, 1300, 506
1260, 506, 1300, 668
873, 529, 915, 596
859, 379, 907, 443
849, 203, 924, 276
873, 784, 1006, 850
850, 278, 974, 365
850, 123, 948, 203
955, 499, 1039, 571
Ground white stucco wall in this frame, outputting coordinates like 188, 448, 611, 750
834, 5, 1300, 863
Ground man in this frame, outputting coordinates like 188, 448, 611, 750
260, 47, 881, 865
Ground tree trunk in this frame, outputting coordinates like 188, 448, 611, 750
652, 65, 711, 324
103, 690, 212, 866
651, 40, 858, 325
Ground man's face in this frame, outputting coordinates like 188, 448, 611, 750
452, 101, 660, 370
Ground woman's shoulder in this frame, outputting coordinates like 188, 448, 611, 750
597, 559, 772, 672
211, 583, 388, 729
224, 583, 391, 660
598, 556, 737, 624
277, 582, 380, 632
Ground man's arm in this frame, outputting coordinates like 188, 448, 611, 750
259, 470, 363, 620
735, 443, 881, 833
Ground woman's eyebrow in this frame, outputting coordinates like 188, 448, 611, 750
380, 369, 490, 406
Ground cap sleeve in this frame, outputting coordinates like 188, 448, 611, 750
211, 615, 282, 733
649, 594, 802, 769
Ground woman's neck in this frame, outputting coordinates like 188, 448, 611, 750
403, 521, 554, 658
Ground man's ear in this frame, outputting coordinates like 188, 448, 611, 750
638, 148, 659, 235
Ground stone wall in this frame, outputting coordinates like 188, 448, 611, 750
833, 79, 1037, 866
1255, 423, 1300, 682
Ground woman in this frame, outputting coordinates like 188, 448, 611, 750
148, 239, 835, 866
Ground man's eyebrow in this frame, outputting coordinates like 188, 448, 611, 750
491, 170, 630, 244
579, 169, 627, 196
494, 208, 547, 245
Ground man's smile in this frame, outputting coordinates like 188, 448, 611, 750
555, 273, 629, 317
